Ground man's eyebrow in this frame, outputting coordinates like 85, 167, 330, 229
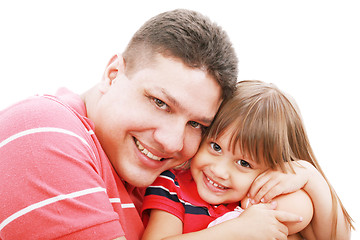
160, 88, 213, 126
199, 116, 213, 126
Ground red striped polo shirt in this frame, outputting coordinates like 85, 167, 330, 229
0, 88, 144, 240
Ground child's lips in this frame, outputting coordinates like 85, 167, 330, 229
203, 173, 229, 192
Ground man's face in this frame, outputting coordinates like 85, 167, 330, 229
91, 54, 222, 187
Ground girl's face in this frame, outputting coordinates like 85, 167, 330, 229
191, 128, 269, 205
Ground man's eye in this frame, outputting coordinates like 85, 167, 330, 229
189, 121, 201, 129
153, 98, 168, 110
210, 142, 222, 153
236, 159, 251, 168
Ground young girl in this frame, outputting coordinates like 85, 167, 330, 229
141, 80, 354, 240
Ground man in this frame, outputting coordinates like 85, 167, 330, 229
0, 9, 235, 240
0, 9, 299, 240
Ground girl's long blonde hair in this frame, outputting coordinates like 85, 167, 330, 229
206, 80, 354, 238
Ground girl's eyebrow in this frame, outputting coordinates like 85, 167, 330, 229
160, 88, 213, 126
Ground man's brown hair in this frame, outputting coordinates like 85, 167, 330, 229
122, 9, 238, 100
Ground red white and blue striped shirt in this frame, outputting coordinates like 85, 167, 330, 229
141, 169, 239, 233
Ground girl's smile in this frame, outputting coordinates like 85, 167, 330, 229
202, 171, 229, 192
191, 127, 268, 205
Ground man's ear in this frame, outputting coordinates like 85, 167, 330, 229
99, 54, 126, 93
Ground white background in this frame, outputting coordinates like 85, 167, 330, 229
1, 0, 359, 238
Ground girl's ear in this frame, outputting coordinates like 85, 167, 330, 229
99, 54, 126, 93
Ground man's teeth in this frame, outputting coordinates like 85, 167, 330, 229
135, 140, 162, 161
207, 177, 226, 190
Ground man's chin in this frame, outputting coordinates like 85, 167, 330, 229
123, 173, 157, 188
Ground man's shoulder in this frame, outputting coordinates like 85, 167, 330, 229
2, 95, 73, 118
0, 94, 96, 160
1, 95, 87, 135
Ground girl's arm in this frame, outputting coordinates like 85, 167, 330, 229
142, 204, 303, 240
247, 160, 351, 240
299, 161, 351, 240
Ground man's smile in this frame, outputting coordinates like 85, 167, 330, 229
135, 138, 164, 161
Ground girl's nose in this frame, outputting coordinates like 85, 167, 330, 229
210, 159, 230, 180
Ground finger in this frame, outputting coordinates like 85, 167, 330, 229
261, 183, 286, 203
274, 210, 303, 223
277, 218, 289, 236
253, 179, 280, 203
275, 231, 288, 240
248, 171, 271, 198
252, 170, 284, 203
258, 201, 278, 210
277, 223, 289, 240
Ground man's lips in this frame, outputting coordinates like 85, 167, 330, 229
134, 138, 165, 161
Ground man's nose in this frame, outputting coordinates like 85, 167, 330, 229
154, 119, 185, 154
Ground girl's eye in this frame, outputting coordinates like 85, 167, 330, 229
236, 159, 251, 168
153, 98, 169, 111
210, 142, 222, 153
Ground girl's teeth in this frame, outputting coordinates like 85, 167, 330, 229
207, 177, 226, 190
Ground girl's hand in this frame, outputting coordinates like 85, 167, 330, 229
227, 202, 303, 240
247, 160, 315, 204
